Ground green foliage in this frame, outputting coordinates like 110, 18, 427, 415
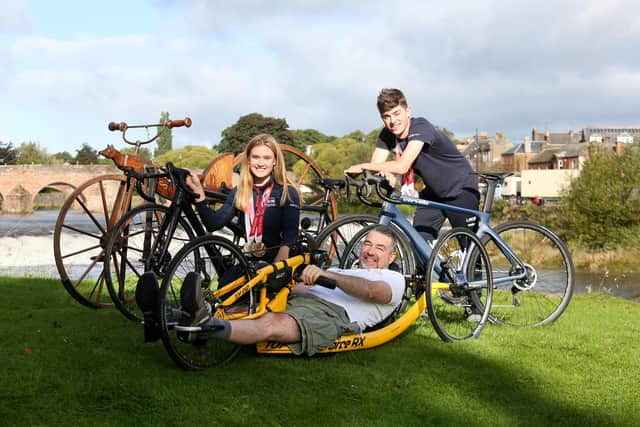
74, 143, 99, 164
51, 151, 74, 164
290, 129, 334, 150
154, 112, 173, 157
365, 128, 381, 145
217, 113, 294, 154
0, 141, 18, 164
16, 141, 49, 164
303, 138, 374, 178
561, 143, 640, 249
122, 146, 152, 160
154, 145, 218, 169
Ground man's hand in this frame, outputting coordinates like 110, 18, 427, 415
299, 264, 325, 286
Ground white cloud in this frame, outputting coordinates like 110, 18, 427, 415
2, 0, 640, 154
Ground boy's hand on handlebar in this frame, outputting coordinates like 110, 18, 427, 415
344, 164, 364, 176
186, 172, 206, 203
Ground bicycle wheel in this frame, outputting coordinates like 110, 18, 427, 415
340, 223, 416, 275
314, 214, 379, 268
426, 227, 493, 342
469, 220, 574, 327
53, 174, 134, 308
103, 204, 195, 322
159, 235, 250, 370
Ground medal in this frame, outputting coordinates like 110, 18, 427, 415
249, 241, 266, 258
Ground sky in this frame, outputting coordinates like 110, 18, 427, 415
1, 0, 639, 155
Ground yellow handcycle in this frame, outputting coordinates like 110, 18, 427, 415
157, 231, 494, 370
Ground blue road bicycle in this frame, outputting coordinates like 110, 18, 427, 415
314, 172, 574, 341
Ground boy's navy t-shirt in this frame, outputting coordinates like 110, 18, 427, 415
376, 117, 477, 199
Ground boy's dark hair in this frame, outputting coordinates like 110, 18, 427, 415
377, 88, 408, 114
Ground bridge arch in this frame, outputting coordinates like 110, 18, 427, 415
0, 164, 119, 214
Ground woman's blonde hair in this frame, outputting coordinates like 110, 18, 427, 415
234, 134, 297, 211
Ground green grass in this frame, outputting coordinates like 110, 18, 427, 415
1, 277, 639, 426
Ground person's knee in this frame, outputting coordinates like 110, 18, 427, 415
258, 312, 300, 342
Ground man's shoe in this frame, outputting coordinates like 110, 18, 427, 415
180, 272, 211, 327
135, 272, 161, 342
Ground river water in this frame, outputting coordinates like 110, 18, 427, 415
1, 210, 638, 302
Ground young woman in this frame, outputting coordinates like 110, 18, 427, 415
186, 133, 300, 262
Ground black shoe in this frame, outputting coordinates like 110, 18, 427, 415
180, 272, 211, 327
135, 272, 161, 343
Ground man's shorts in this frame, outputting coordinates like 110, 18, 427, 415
285, 294, 360, 356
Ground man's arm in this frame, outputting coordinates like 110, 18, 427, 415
344, 140, 424, 175
299, 265, 392, 304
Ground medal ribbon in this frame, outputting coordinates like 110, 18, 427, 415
245, 182, 274, 243
394, 141, 414, 186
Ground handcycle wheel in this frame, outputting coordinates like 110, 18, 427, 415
314, 214, 379, 267
103, 203, 196, 322
53, 174, 135, 308
159, 235, 251, 370
467, 220, 574, 327
233, 144, 339, 234
426, 227, 493, 342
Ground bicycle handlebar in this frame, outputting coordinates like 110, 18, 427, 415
124, 162, 201, 202
293, 265, 337, 289
107, 116, 192, 146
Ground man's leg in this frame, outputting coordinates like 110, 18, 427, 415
180, 272, 301, 345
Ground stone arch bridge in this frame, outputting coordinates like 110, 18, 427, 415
0, 164, 119, 214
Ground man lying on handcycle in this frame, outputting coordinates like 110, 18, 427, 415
138, 225, 405, 356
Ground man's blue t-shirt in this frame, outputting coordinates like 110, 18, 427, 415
376, 117, 477, 199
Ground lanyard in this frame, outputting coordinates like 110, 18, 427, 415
245, 182, 274, 243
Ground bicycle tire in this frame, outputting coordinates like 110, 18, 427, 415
159, 235, 250, 370
468, 220, 574, 327
103, 203, 196, 321
426, 227, 493, 342
314, 214, 379, 268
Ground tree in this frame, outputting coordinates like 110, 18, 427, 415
217, 113, 294, 154
301, 137, 374, 178
154, 145, 219, 169
16, 141, 49, 164
290, 129, 334, 151
0, 141, 18, 164
562, 143, 640, 249
154, 111, 173, 157
75, 143, 99, 164
52, 151, 74, 164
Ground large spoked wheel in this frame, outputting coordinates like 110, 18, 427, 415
159, 235, 250, 370
314, 214, 379, 268
468, 220, 574, 327
233, 144, 339, 236
426, 227, 493, 342
103, 204, 196, 322
53, 175, 136, 308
